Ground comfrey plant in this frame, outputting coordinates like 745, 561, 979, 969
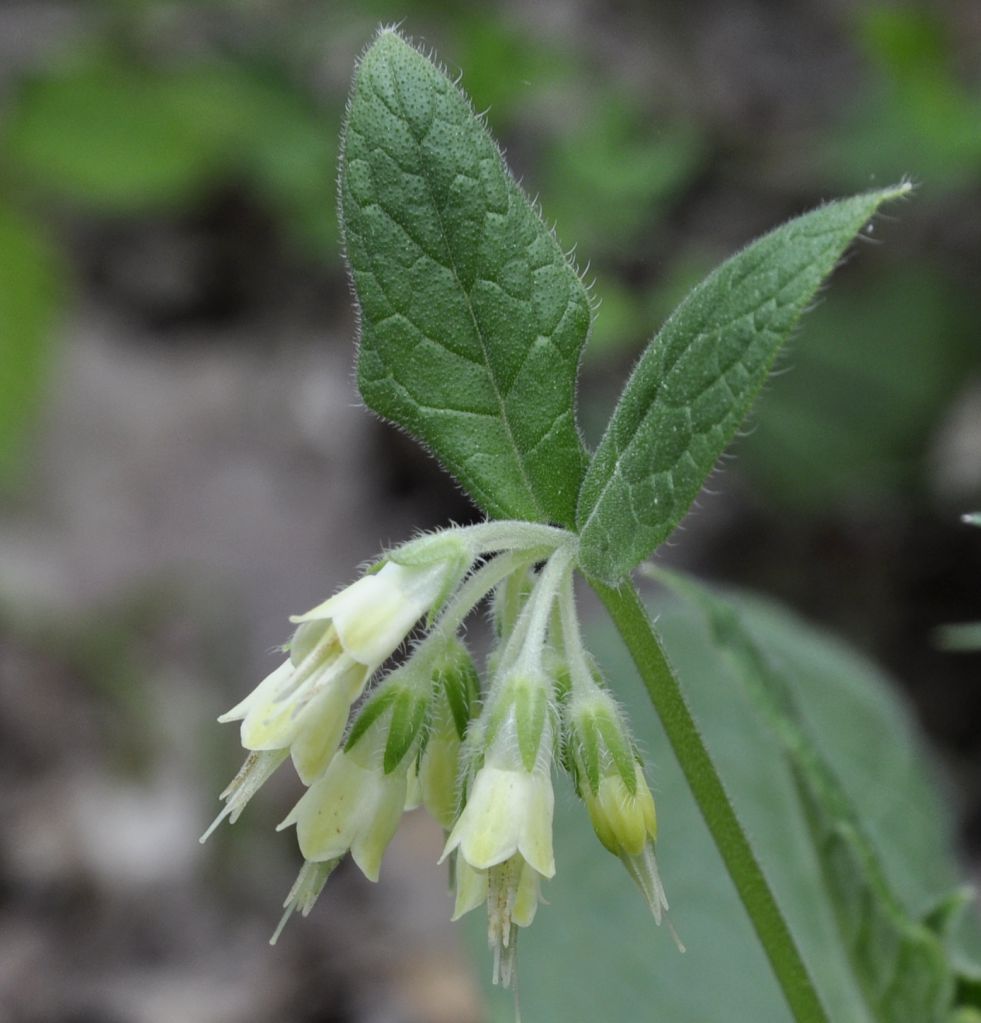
201, 28, 981, 1023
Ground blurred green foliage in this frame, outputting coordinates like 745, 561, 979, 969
827, 7, 981, 189
543, 95, 704, 258
3, 53, 338, 256
742, 265, 977, 505
0, 204, 60, 483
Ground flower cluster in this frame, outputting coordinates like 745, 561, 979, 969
202, 521, 670, 984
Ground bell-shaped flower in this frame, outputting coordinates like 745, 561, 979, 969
441, 672, 556, 879
213, 544, 469, 798
443, 763, 555, 877
278, 748, 407, 882
277, 665, 433, 882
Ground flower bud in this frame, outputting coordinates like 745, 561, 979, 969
584, 761, 657, 857
419, 639, 479, 828
567, 691, 668, 921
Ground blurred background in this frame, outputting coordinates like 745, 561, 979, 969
0, 0, 979, 1020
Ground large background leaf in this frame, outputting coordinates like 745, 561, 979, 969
576, 185, 910, 583
478, 591, 981, 1021
341, 30, 591, 526
655, 571, 979, 1021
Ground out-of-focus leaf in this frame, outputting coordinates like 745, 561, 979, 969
2, 55, 338, 256
545, 98, 703, 256
2, 57, 224, 209
825, 9, 981, 190
0, 204, 60, 483
451, 13, 577, 124
655, 569, 978, 1022
740, 267, 976, 506
477, 591, 980, 1021
158, 63, 339, 256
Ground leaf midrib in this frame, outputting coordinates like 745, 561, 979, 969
577, 240, 836, 545
388, 65, 547, 523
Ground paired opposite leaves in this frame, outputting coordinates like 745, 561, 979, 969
576, 185, 910, 582
341, 30, 591, 527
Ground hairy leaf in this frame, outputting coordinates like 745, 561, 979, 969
577, 185, 911, 582
341, 30, 591, 526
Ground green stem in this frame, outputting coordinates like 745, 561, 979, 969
591, 578, 830, 1023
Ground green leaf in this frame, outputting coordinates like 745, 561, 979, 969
515, 681, 547, 773
341, 29, 591, 526
656, 569, 962, 1022
436, 641, 481, 740
477, 593, 981, 1021
345, 685, 398, 752
383, 688, 428, 774
576, 184, 912, 583
0, 204, 60, 483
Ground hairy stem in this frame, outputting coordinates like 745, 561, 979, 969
591, 578, 830, 1023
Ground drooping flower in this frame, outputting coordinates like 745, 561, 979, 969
278, 659, 433, 881
278, 747, 408, 881
442, 660, 561, 987
442, 671, 557, 879
202, 539, 470, 841
201, 522, 674, 984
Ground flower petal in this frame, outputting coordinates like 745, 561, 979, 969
517, 773, 555, 878
217, 659, 292, 724
444, 766, 525, 871
289, 665, 368, 784
451, 858, 488, 920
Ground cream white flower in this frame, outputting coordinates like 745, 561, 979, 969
452, 856, 489, 921
278, 749, 407, 881
290, 557, 455, 668
443, 763, 555, 877
216, 554, 463, 789
442, 669, 557, 878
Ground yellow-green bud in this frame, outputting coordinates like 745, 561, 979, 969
584, 761, 657, 857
